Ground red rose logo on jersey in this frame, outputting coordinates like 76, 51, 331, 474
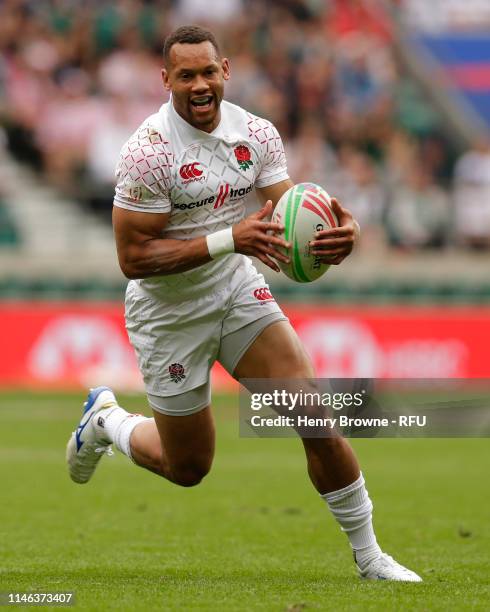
234, 145, 253, 171
169, 363, 186, 383
254, 287, 274, 302
179, 162, 204, 184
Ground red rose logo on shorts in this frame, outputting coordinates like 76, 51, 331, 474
169, 363, 186, 383
234, 145, 253, 171
254, 287, 274, 302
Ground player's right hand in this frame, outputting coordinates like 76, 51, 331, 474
232, 200, 291, 272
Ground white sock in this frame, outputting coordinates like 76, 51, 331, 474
321, 473, 382, 569
95, 406, 149, 462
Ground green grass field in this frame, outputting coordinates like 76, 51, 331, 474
0, 391, 488, 611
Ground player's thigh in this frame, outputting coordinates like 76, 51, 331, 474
218, 258, 312, 380
233, 319, 314, 379
152, 404, 216, 475
125, 281, 223, 398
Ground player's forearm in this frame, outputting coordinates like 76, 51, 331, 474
118, 236, 212, 279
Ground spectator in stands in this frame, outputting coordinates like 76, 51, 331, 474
453, 139, 490, 249
385, 161, 450, 249
171, 0, 243, 26
85, 93, 142, 219
285, 117, 338, 188
335, 147, 387, 249
35, 67, 103, 192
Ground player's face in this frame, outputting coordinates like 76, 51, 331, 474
163, 41, 230, 133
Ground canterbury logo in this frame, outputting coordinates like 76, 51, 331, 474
254, 287, 274, 301
179, 163, 203, 180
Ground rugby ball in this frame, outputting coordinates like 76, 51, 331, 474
272, 183, 338, 282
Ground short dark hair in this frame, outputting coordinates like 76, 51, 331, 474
163, 26, 221, 64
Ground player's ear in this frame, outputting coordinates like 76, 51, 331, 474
162, 68, 171, 91
221, 58, 230, 81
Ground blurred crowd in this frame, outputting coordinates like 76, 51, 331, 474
400, 0, 490, 32
1, 0, 490, 251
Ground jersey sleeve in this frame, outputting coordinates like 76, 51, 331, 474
114, 124, 173, 213
248, 114, 289, 188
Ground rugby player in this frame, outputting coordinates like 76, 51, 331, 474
67, 26, 421, 582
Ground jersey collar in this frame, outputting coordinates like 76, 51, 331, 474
166, 98, 227, 139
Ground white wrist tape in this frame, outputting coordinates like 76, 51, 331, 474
206, 227, 235, 259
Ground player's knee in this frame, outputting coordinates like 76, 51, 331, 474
171, 469, 206, 487
170, 462, 211, 487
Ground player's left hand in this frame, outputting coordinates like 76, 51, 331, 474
309, 198, 360, 265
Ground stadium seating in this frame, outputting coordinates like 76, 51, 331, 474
0, 199, 20, 247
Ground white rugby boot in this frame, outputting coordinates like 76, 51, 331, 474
66, 386, 116, 484
357, 553, 422, 582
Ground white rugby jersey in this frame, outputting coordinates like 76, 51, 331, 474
114, 100, 289, 300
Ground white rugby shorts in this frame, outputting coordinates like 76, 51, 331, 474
125, 257, 287, 415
